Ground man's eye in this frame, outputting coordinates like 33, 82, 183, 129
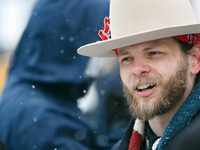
122, 57, 131, 61
150, 52, 158, 55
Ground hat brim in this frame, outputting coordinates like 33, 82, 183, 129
77, 23, 200, 57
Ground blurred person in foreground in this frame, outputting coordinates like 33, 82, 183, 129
0, 0, 109, 149
78, 0, 200, 149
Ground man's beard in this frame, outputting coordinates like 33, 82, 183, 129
123, 59, 189, 121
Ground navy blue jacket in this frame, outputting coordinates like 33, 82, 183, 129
0, 0, 109, 149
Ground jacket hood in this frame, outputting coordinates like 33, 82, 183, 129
5, 0, 109, 100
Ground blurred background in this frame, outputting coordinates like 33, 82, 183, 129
0, 0, 38, 96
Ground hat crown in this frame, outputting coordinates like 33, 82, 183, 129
110, 0, 197, 39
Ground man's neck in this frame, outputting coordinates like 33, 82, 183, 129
148, 78, 195, 137
148, 98, 186, 137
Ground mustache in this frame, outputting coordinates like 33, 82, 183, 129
129, 77, 160, 90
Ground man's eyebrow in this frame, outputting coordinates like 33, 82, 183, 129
118, 47, 132, 56
143, 47, 154, 51
118, 45, 159, 56
118, 46, 155, 55
118, 50, 130, 56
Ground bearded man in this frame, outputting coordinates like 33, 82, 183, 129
78, 0, 200, 149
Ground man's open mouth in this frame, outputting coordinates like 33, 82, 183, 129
136, 84, 156, 92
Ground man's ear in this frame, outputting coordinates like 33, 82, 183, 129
190, 45, 200, 75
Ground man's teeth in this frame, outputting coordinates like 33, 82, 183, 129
137, 84, 155, 91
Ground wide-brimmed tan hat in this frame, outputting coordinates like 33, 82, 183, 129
78, 0, 200, 57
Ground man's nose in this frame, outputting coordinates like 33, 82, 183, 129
132, 58, 150, 76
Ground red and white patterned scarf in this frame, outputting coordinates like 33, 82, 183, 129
128, 119, 145, 150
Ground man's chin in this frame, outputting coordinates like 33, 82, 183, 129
129, 101, 156, 120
